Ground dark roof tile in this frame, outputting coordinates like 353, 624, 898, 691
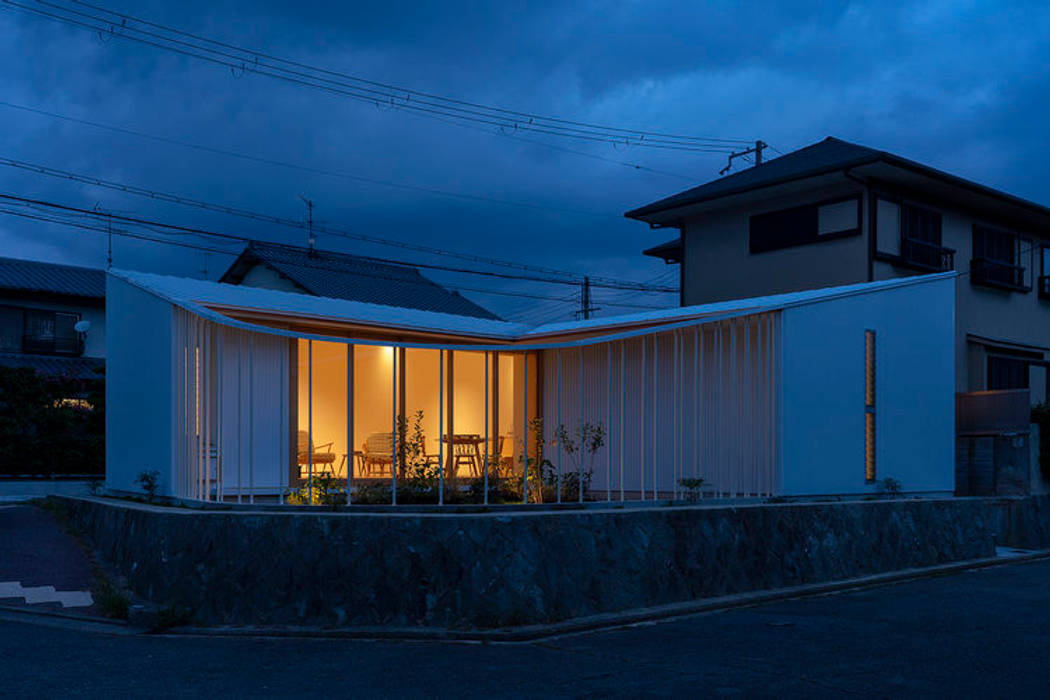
0, 256, 105, 299
221, 242, 501, 320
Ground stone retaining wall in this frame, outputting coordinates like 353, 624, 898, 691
56, 496, 1010, 630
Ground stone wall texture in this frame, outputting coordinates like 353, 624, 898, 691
56, 496, 1026, 630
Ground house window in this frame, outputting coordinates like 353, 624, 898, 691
0, 305, 22, 353
987, 355, 1029, 391
22, 310, 82, 356
875, 197, 953, 271
972, 225, 1028, 291
749, 196, 860, 253
865, 330, 876, 482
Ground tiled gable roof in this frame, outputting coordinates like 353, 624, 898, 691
0, 257, 105, 299
222, 242, 501, 320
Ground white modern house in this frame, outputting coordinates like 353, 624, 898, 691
105, 267, 956, 503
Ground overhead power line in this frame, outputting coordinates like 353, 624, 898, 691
3, 0, 751, 153
0, 191, 679, 293
0, 203, 669, 312
0, 151, 678, 292
0, 100, 615, 219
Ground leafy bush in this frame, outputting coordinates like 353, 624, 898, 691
679, 477, 705, 502
0, 365, 104, 476
134, 470, 161, 503
287, 473, 345, 506
878, 477, 903, 496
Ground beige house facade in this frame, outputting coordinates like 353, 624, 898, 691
629, 137, 1050, 403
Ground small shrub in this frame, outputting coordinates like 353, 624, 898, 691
94, 580, 130, 620
134, 470, 161, 504
878, 477, 903, 497
678, 477, 705, 502
152, 605, 193, 631
287, 473, 345, 507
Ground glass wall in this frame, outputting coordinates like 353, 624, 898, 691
296, 339, 348, 481
293, 343, 532, 486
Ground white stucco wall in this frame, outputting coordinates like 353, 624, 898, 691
105, 275, 174, 494
779, 276, 956, 496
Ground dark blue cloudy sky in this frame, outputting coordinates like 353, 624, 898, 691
2, 0, 1048, 321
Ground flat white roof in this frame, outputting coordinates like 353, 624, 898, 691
110, 268, 955, 350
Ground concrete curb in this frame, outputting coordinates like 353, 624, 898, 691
160, 548, 1050, 643
5, 549, 1049, 641
0, 603, 140, 635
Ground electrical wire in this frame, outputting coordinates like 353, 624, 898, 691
0, 190, 678, 293
0, 157, 678, 292
3, 0, 750, 152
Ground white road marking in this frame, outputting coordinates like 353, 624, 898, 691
0, 581, 94, 608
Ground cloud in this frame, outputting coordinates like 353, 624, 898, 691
1, 0, 1048, 320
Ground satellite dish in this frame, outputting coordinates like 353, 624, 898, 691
74, 320, 92, 333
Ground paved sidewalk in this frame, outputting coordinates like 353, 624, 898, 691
0, 504, 97, 614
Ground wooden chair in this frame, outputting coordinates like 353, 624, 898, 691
452, 435, 481, 477
361, 432, 394, 476
297, 430, 336, 479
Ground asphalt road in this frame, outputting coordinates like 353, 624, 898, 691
4, 558, 1050, 698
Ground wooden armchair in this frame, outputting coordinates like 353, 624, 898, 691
297, 430, 337, 479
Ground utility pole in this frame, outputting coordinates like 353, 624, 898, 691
578, 276, 600, 320
720, 140, 767, 175
299, 195, 315, 254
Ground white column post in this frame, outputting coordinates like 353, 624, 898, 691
439, 349, 445, 506
556, 348, 562, 503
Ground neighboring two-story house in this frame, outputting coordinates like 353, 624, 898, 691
627, 137, 1050, 403
0, 256, 106, 379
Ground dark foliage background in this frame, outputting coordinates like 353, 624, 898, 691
0, 366, 104, 477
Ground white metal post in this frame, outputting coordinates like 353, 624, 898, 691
248, 335, 254, 504
307, 339, 314, 505
652, 333, 658, 500
693, 326, 699, 482
640, 337, 645, 501
236, 331, 242, 504
556, 349, 562, 503
439, 349, 445, 506
619, 341, 625, 502
391, 346, 397, 506
606, 343, 612, 502
484, 351, 490, 505
347, 344, 354, 505
578, 346, 584, 503
522, 352, 528, 505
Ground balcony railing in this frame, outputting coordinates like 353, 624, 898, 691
970, 258, 1030, 292
901, 238, 955, 272
1039, 275, 1050, 301
22, 333, 84, 356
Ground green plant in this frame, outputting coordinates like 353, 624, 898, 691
287, 473, 345, 506
554, 421, 604, 501
878, 477, 903, 496
94, 579, 130, 620
678, 477, 705, 502
398, 410, 442, 495
1032, 402, 1050, 478
134, 470, 161, 504
152, 604, 193, 631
